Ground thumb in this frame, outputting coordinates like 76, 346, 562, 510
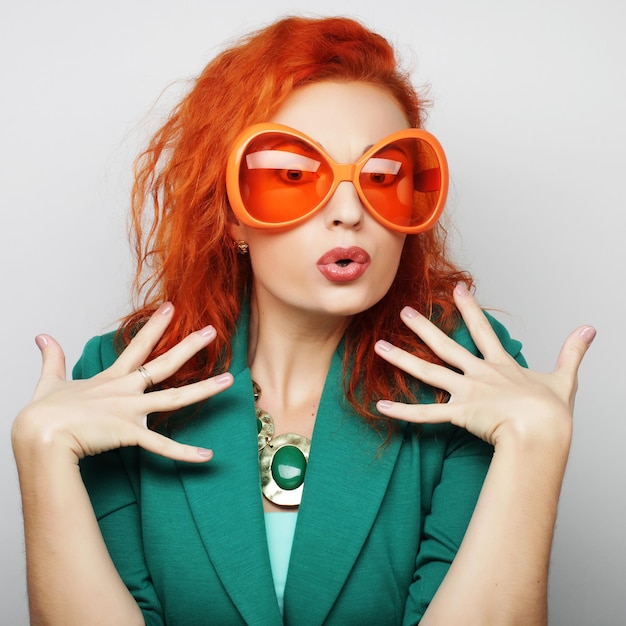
33, 335, 68, 396
554, 325, 596, 376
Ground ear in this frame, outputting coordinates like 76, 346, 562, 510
228, 220, 246, 242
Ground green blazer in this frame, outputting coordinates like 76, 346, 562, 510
76, 308, 525, 625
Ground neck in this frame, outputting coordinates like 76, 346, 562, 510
247, 290, 349, 415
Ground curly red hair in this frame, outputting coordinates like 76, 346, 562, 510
120, 15, 471, 424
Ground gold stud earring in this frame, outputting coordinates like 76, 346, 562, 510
234, 240, 249, 255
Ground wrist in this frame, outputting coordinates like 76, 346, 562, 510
493, 406, 573, 452
12, 406, 81, 468
491, 413, 572, 486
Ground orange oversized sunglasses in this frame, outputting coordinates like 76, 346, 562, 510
226, 123, 449, 234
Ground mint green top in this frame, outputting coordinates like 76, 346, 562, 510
76, 307, 525, 625
265, 512, 298, 615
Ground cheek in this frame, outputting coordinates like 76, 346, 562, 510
382, 235, 406, 270
247, 233, 311, 280
370, 236, 405, 297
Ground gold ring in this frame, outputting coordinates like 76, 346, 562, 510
137, 365, 154, 390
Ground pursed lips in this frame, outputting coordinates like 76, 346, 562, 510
316, 246, 371, 282
316, 246, 370, 265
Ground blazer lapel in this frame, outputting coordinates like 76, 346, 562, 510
174, 308, 284, 625
283, 349, 404, 625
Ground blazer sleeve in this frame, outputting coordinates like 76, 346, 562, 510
402, 311, 527, 625
73, 335, 165, 626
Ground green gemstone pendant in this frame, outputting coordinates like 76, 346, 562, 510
260, 433, 311, 506
272, 444, 307, 489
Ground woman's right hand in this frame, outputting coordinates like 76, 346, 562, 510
12, 302, 233, 464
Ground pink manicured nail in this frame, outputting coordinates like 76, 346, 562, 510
158, 302, 173, 315
377, 400, 394, 410
401, 306, 419, 319
198, 325, 216, 337
579, 326, 597, 344
454, 283, 470, 297
35, 335, 48, 349
376, 340, 394, 352
214, 373, 233, 385
197, 448, 213, 458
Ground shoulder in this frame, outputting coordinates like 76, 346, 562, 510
71, 331, 120, 380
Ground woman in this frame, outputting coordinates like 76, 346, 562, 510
12, 15, 594, 625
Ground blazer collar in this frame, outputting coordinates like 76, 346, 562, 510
174, 304, 403, 625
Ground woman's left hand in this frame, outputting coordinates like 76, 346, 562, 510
374, 283, 595, 447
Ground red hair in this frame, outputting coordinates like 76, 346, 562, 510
120, 15, 471, 425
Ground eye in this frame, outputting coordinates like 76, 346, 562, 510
246, 149, 321, 186
361, 157, 403, 187
366, 171, 395, 186
283, 169, 304, 182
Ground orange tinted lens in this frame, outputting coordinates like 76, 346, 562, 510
359, 137, 442, 228
239, 133, 333, 224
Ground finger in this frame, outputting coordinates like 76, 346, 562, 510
453, 283, 512, 363
31, 334, 67, 400
376, 398, 454, 425
132, 325, 218, 389
36, 334, 67, 379
132, 426, 215, 463
398, 307, 475, 372
142, 372, 234, 413
110, 302, 175, 374
374, 340, 459, 391
554, 325, 596, 376
32, 335, 67, 399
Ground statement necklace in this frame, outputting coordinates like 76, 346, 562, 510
253, 380, 311, 507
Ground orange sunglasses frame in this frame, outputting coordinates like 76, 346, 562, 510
226, 122, 449, 234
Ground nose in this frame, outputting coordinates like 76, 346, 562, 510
323, 181, 365, 230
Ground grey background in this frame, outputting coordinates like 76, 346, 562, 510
1, 0, 623, 624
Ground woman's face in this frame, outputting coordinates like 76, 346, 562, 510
230, 80, 409, 324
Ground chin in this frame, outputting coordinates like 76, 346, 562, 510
316, 291, 386, 318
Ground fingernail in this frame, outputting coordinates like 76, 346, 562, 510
197, 448, 213, 459
454, 282, 470, 297
198, 325, 216, 338
214, 373, 233, 385
375, 340, 394, 352
579, 326, 596, 344
158, 302, 173, 315
35, 335, 48, 349
377, 400, 394, 410
401, 306, 419, 319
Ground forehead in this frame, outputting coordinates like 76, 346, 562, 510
269, 81, 410, 158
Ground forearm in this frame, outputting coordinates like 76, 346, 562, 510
421, 425, 571, 626
14, 438, 144, 626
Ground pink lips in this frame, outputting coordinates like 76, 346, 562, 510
316, 246, 371, 282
